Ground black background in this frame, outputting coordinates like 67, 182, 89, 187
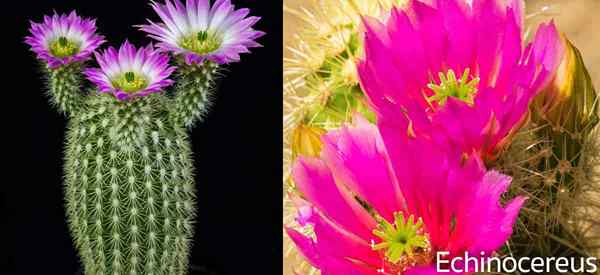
2, 1, 282, 274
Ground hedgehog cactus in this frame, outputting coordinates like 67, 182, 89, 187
26, 1, 263, 274
283, 0, 400, 135
284, 0, 600, 274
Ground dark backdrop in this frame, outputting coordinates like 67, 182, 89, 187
1, 1, 282, 274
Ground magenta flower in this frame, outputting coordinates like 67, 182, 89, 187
138, 0, 265, 65
357, 0, 564, 161
286, 115, 525, 274
84, 41, 176, 101
25, 11, 105, 69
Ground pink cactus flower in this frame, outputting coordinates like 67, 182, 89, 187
357, 0, 564, 161
286, 114, 526, 274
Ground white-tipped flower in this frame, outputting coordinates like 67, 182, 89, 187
139, 0, 265, 65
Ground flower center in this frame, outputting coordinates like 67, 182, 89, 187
371, 212, 432, 272
427, 68, 479, 106
49, 36, 80, 58
113, 71, 148, 93
180, 30, 222, 55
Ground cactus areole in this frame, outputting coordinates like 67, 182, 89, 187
25, 2, 263, 274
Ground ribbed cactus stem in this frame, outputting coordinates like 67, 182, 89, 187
47, 62, 85, 116
65, 93, 197, 275
499, 123, 600, 267
170, 61, 218, 128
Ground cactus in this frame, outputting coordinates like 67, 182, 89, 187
63, 92, 198, 274
26, 1, 263, 274
498, 36, 600, 273
283, 1, 600, 274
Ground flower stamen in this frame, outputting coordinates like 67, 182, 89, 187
49, 36, 80, 58
113, 71, 148, 93
180, 30, 221, 55
427, 68, 479, 106
372, 213, 432, 271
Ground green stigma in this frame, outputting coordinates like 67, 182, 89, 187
427, 68, 479, 106
180, 30, 221, 55
113, 71, 148, 93
372, 212, 429, 264
49, 36, 80, 58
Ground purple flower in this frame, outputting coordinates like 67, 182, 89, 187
25, 11, 105, 69
138, 0, 265, 65
84, 41, 176, 101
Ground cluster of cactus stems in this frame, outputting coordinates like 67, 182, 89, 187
284, 1, 600, 275
48, 60, 216, 274
26, 1, 264, 274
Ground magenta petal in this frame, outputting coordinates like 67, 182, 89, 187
473, 0, 506, 85
321, 114, 405, 222
286, 227, 320, 267
493, 5, 523, 95
287, 204, 382, 274
438, 0, 476, 73
292, 157, 376, 240
448, 170, 526, 255
359, 13, 431, 129
410, 0, 447, 74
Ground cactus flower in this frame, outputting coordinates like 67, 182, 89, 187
286, 115, 525, 274
357, 0, 564, 161
532, 36, 599, 133
139, 0, 265, 65
84, 41, 176, 101
25, 11, 105, 68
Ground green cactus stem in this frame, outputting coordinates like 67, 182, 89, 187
498, 39, 600, 274
170, 61, 218, 128
65, 93, 197, 275
46, 62, 85, 116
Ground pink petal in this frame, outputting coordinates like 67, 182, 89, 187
321, 114, 405, 222
448, 170, 526, 255
292, 157, 377, 240
438, 0, 476, 73
473, 0, 506, 85
286, 206, 382, 274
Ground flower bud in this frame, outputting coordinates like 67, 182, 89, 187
532, 35, 598, 134
291, 124, 327, 159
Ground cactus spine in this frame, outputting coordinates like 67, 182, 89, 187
499, 38, 600, 272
